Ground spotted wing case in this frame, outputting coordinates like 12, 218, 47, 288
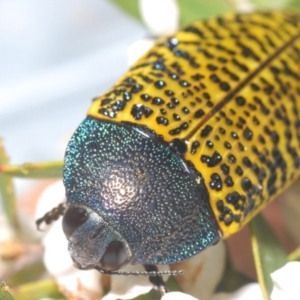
88, 11, 300, 238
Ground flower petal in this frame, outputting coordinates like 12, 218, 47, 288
227, 0, 256, 13
0, 213, 15, 242
171, 241, 226, 299
211, 283, 263, 300
139, 0, 179, 36
271, 262, 300, 300
127, 38, 155, 66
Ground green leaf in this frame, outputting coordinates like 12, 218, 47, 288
250, 214, 288, 300
0, 139, 19, 230
110, 0, 141, 21
10, 280, 63, 300
6, 261, 46, 287
0, 161, 63, 179
287, 0, 300, 8
252, 0, 292, 9
134, 289, 161, 300
177, 0, 233, 25
0, 282, 15, 300
166, 275, 183, 292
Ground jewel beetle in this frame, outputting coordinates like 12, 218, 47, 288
37, 10, 300, 290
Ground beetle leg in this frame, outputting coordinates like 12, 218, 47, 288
143, 264, 168, 295
36, 202, 67, 230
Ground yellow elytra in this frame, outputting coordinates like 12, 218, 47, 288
88, 11, 300, 238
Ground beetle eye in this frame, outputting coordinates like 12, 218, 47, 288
62, 206, 88, 238
100, 241, 128, 271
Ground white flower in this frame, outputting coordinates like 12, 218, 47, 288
228, 0, 290, 12
227, 0, 256, 13
0, 213, 15, 242
127, 38, 155, 66
127, 0, 180, 66
139, 0, 179, 36
210, 283, 263, 300
271, 262, 300, 300
209, 262, 300, 300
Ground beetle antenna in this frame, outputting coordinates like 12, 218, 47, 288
97, 265, 183, 294
36, 202, 67, 230
98, 269, 184, 276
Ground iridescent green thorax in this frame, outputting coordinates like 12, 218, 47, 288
63, 117, 220, 266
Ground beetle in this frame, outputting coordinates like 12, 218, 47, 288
37, 10, 300, 292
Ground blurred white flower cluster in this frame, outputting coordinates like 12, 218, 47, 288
127, 0, 179, 66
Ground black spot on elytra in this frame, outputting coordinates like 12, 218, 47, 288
123, 91, 131, 101
236, 96, 246, 106
140, 94, 151, 101
250, 83, 260, 91
191, 141, 200, 154
206, 140, 214, 148
224, 141, 232, 149
220, 82, 231, 91
160, 108, 166, 115
201, 151, 222, 167
228, 154, 236, 163
231, 132, 239, 139
243, 157, 252, 168
235, 166, 243, 176
224, 176, 234, 187
210, 74, 220, 83
179, 80, 190, 87
165, 90, 174, 96
220, 163, 230, 175
219, 127, 226, 134
154, 80, 166, 89
182, 107, 190, 114
200, 125, 213, 137
210, 173, 222, 191
225, 192, 246, 211
171, 97, 180, 105
241, 177, 252, 191
243, 127, 253, 141
173, 113, 180, 121
194, 109, 205, 118
217, 200, 241, 226
152, 97, 165, 106
131, 84, 143, 93
131, 104, 153, 120
156, 117, 169, 125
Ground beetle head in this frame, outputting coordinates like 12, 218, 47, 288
63, 117, 220, 271
62, 205, 131, 272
